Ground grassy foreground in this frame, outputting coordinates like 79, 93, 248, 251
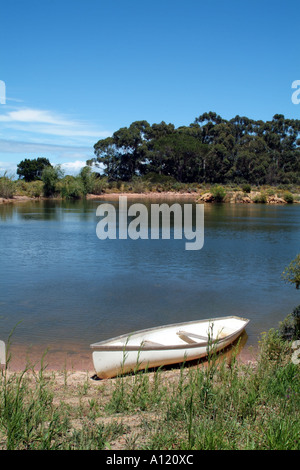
0, 330, 299, 450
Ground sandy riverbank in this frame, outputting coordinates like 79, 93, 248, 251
86, 191, 198, 200
2, 347, 258, 393
0, 195, 36, 204
0, 192, 198, 205
4, 336, 257, 375
1, 189, 299, 205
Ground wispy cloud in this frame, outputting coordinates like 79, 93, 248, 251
0, 107, 111, 139
60, 160, 87, 174
0, 161, 17, 175
10, 123, 106, 138
0, 105, 110, 175
0, 104, 111, 174
5, 97, 24, 103
0, 138, 94, 175
0, 138, 92, 157
0, 108, 75, 125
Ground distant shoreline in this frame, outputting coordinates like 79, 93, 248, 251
1, 189, 299, 205
86, 191, 198, 200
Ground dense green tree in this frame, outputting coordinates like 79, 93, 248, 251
17, 158, 52, 182
89, 113, 300, 185
93, 121, 151, 181
149, 133, 209, 182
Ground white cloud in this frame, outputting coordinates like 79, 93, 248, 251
0, 161, 17, 175
60, 160, 87, 173
10, 123, 107, 138
60, 161, 105, 175
5, 97, 24, 103
0, 108, 70, 125
0, 138, 92, 155
0, 105, 109, 176
0, 107, 111, 140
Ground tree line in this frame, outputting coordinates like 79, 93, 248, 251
88, 112, 300, 185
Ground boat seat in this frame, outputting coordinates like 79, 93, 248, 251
176, 330, 215, 344
141, 340, 163, 348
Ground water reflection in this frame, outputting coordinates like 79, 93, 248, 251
0, 203, 14, 221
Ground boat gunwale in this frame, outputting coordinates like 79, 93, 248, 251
90, 316, 250, 352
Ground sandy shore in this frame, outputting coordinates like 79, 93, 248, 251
2, 345, 258, 387
5, 338, 257, 375
87, 191, 198, 200
0, 195, 35, 204
1, 190, 299, 205
0, 192, 198, 206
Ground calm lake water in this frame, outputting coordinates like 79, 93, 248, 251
0, 198, 299, 369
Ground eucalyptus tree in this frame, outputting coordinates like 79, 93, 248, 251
89, 112, 300, 185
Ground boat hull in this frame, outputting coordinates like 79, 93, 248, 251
91, 316, 249, 379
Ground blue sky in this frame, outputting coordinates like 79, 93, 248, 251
0, 0, 300, 176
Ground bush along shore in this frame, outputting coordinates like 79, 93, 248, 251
1, 169, 300, 205
0, 311, 299, 451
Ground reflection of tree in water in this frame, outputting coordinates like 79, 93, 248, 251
61, 199, 94, 222
0, 199, 97, 225
0, 203, 14, 221
15, 201, 62, 221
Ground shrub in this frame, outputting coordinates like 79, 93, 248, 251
279, 305, 300, 341
283, 192, 294, 204
282, 254, 300, 289
92, 177, 108, 194
79, 166, 97, 195
42, 166, 64, 197
60, 176, 84, 199
0, 174, 15, 198
131, 181, 147, 193
242, 183, 251, 193
253, 192, 267, 203
25, 181, 44, 198
211, 185, 226, 202
265, 188, 275, 197
171, 182, 185, 192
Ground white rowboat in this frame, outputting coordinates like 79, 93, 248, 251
90, 316, 249, 379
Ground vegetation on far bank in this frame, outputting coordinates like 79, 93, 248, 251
1, 168, 300, 205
